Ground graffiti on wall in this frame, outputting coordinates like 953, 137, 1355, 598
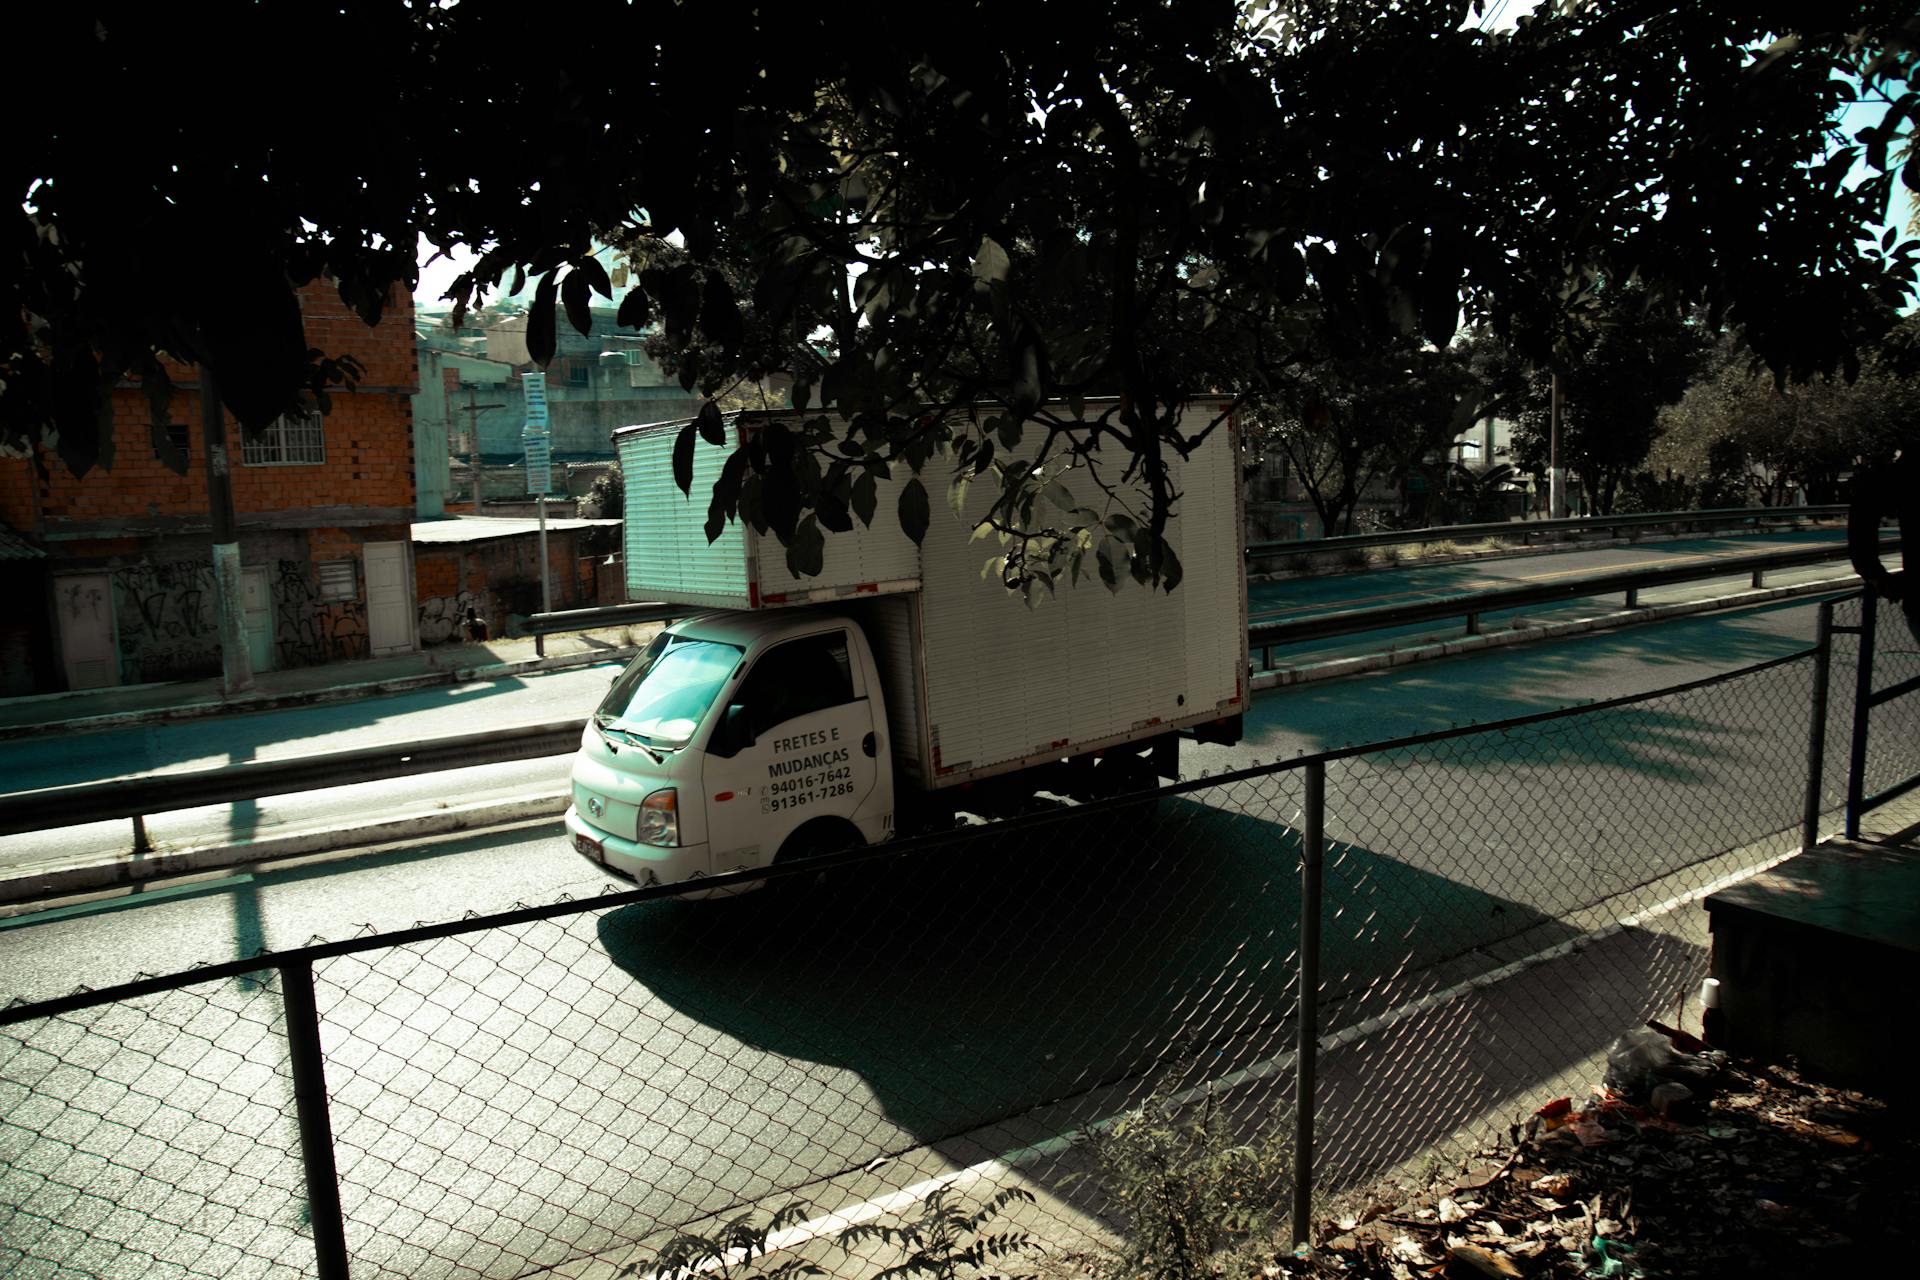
114, 561, 219, 682
271, 559, 369, 665
271, 559, 326, 667
418, 590, 486, 646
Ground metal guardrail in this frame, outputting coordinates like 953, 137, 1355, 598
1247, 534, 1887, 670
0, 720, 586, 842
1246, 503, 1846, 564
0, 536, 1886, 845
522, 601, 684, 637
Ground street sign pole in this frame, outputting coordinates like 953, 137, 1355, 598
522, 373, 555, 656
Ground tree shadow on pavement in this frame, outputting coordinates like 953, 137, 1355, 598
594, 790, 1706, 1243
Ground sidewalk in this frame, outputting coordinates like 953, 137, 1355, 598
0, 626, 654, 742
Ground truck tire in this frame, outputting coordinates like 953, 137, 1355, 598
773, 818, 864, 886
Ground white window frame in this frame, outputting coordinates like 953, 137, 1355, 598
242, 408, 326, 466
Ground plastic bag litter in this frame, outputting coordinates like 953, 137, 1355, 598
1602, 1027, 1720, 1104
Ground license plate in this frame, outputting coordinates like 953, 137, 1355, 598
572, 830, 604, 862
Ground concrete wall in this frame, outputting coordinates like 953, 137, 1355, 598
414, 525, 615, 646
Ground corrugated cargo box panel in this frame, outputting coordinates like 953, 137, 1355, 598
616, 414, 922, 608
617, 423, 752, 608
750, 462, 921, 602
917, 401, 1241, 783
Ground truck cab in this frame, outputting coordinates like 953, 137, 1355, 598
566, 610, 895, 884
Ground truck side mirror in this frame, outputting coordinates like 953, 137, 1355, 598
713, 703, 755, 757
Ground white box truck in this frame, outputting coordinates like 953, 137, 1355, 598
566, 399, 1247, 886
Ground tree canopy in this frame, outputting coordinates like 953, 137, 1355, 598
7, 0, 1918, 590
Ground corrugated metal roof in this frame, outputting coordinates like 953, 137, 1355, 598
411, 516, 620, 545
0, 526, 45, 561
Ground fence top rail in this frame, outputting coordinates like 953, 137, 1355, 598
1247, 504, 1847, 558
0, 637, 1826, 1028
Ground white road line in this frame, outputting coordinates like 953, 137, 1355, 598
635, 841, 1799, 1278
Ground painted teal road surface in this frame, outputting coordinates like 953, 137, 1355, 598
1247, 529, 1850, 665
0, 660, 625, 796
3, 590, 1889, 1280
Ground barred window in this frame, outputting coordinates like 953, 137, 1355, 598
242, 408, 326, 465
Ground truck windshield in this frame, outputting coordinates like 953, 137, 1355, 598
595, 633, 742, 749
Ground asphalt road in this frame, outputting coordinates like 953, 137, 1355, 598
3, 549, 1896, 1280
0, 530, 1858, 882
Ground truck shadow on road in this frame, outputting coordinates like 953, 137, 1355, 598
594, 790, 1713, 1233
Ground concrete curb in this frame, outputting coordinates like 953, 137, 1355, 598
0, 646, 643, 743
1248, 573, 1857, 692
0, 790, 572, 910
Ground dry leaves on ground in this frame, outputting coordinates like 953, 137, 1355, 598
1264, 1025, 1916, 1279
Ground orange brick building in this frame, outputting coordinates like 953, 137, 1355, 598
0, 283, 421, 693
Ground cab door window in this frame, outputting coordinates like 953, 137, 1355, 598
730, 631, 857, 741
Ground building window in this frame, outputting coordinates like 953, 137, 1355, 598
567, 362, 591, 386
317, 559, 357, 602
242, 408, 326, 466
165, 422, 190, 454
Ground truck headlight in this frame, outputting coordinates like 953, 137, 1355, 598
639, 788, 678, 847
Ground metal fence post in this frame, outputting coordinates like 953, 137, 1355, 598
283, 961, 351, 1280
131, 815, 151, 853
1846, 592, 1878, 839
1292, 760, 1325, 1247
1801, 601, 1834, 852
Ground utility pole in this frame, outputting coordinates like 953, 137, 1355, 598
521, 372, 554, 657
461, 386, 505, 511
201, 368, 254, 695
1549, 371, 1568, 519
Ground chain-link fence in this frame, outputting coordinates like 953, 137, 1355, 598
4, 608, 1913, 1279
1835, 591, 1920, 834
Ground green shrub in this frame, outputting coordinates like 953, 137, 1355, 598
840, 1185, 1039, 1280
1079, 1096, 1287, 1280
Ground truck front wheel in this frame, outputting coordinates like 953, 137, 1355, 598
773, 818, 864, 880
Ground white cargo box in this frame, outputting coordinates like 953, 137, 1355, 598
614, 401, 1247, 789
617, 415, 920, 610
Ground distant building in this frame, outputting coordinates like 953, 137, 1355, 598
1, 283, 421, 694
413, 304, 718, 514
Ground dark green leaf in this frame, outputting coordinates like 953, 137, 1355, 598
527, 271, 558, 367
1096, 536, 1122, 593
696, 399, 726, 446
616, 287, 652, 331
671, 421, 696, 497
786, 515, 825, 577
851, 470, 878, 526
1159, 540, 1183, 592
574, 255, 613, 299
700, 271, 745, 355
971, 235, 1010, 283
561, 267, 593, 337
705, 449, 746, 543
899, 476, 930, 545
